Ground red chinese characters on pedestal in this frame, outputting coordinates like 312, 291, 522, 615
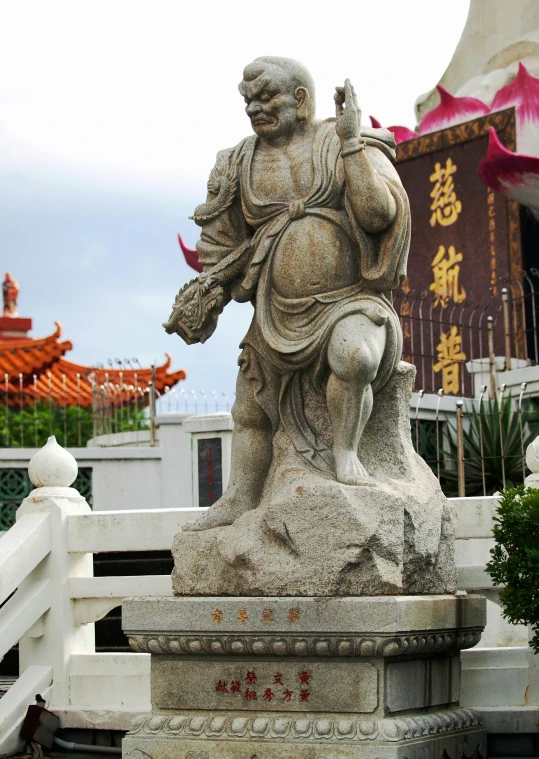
262, 688, 273, 701
214, 669, 313, 704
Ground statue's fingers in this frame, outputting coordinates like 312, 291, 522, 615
334, 87, 345, 104
350, 83, 360, 111
334, 88, 344, 116
344, 79, 353, 104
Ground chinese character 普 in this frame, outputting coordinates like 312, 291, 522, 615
433, 326, 467, 395
429, 244, 466, 308
429, 157, 462, 227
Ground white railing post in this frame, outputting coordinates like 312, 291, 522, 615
17, 436, 94, 709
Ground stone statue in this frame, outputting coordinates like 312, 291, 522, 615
166, 57, 456, 595
2, 273, 19, 317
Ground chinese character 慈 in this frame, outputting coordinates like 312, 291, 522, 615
429, 157, 462, 227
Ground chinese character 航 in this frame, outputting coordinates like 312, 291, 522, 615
429, 157, 462, 227
245, 688, 257, 700
433, 325, 467, 395
429, 244, 466, 308
212, 609, 223, 623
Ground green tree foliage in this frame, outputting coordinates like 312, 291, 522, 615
486, 485, 539, 654
0, 399, 148, 448
441, 396, 533, 497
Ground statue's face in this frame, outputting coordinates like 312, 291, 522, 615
243, 70, 301, 140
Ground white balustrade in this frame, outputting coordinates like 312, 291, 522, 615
0, 436, 537, 748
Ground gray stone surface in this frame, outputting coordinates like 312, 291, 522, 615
122, 595, 487, 759
124, 711, 485, 759
172, 363, 457, 596
152, 659, 378, 713
123, 594, 486, 635
385, 657, 460, 712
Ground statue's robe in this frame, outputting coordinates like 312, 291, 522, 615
192, 119, 411, 473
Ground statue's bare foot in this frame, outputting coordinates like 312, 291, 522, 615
182, 494, 253, 532
334, 449, 373, 486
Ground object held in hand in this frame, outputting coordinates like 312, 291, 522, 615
162, 275, 226, 345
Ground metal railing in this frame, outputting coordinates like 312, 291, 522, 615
394, 269, 539, 397
412, 383, 535, 498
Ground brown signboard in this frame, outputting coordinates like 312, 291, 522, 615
394, 108, 522, 396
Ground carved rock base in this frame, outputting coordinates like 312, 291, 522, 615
172, 363, 458, 597
122, 595, 487, 759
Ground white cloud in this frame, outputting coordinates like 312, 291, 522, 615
0, 0, 470, 185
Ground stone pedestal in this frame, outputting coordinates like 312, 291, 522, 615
122, 594, 486, 759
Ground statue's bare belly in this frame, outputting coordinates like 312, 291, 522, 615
272, 216, 359, 299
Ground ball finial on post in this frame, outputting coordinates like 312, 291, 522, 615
28, 436, 78, 488
525, 437, 539, 489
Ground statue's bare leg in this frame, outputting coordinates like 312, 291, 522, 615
182, 370, 272, 531
327, 313, 386, 486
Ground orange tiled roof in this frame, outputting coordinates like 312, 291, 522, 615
0, 324, 186, 408
0, 322, 72, 385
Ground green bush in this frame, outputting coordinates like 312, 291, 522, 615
485, 484, 539, 654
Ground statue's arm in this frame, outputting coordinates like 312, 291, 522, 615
335, 80, 397, 234
342, 146, 397, 234
192, 147, 250, 272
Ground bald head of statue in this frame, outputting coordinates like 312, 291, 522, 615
239, 57, 316, 141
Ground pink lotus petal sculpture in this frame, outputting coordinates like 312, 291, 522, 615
369, 116, 417, 144
419, 85, 489, 134
478, 126, 539, 221
490, 62, 539, 156
178, 233, 203, 273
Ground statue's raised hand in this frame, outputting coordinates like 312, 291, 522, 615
334, 79, 361, 144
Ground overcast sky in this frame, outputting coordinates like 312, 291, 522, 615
0, 0, 470, 404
